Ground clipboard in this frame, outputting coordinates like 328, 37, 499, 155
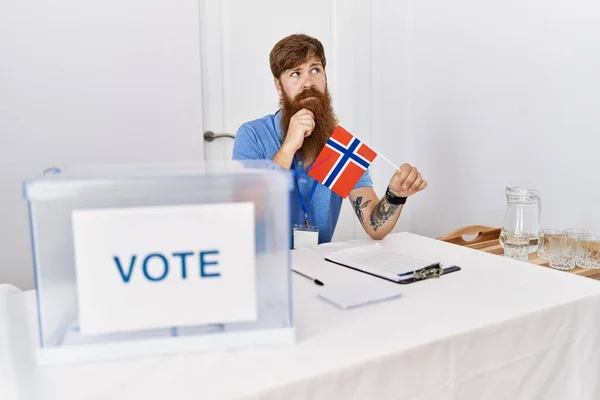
395, 263, 461, 284
323, 244, 462, 284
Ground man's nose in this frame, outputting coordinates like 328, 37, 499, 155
301, 76, 315, 89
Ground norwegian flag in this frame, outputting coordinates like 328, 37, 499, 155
307, 125, 377, 198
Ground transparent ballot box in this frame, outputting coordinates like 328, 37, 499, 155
23, 161, 294, 364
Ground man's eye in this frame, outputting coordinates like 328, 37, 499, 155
311, 68, 321, 74
290, 71, 299, 77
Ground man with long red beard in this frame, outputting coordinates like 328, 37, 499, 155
233, 34, 427, 246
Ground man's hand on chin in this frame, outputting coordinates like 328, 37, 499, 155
388, 163, 427, 198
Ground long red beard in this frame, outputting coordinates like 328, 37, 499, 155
280, 87, 337, 162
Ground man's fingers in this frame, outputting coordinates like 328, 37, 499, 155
297, 115, 315, 125
394, 164, 411, 184
409, 173, 423, 192
293, 109, 309, 117
297, 122, 314, 136
299, 119, 315, 132
295, 116, 316, 129
294, 108, 315, 119
388, 162, 427, 196
401, 167, 419, 190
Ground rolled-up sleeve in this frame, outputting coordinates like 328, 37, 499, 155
354, 169, 374, 189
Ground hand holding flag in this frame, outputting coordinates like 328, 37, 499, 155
387, 163, 427, 197
306, 123, 427, 199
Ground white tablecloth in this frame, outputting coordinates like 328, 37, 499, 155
3, 232, 600, 399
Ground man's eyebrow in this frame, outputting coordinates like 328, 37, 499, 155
287, 62, 322, 72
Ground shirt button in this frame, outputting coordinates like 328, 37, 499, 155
298, 161, 303, 166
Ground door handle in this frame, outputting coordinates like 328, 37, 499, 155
203, 131, 235, 142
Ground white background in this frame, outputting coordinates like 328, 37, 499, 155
2, 0, 600, 289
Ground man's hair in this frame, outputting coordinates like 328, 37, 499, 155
269, 34, 327, 79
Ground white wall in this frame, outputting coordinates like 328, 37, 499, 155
373, 0, 600, 238
0, 0, 204, 290
331, 0, 380, 241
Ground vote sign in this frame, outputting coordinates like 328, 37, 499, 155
71, 202, 256, 335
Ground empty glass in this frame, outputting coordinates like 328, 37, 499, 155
581, 236, 600, 269
538, 229, 564, 260
503, 232, 530, 262
548, 235, 576, 270
564, 228, 590, 267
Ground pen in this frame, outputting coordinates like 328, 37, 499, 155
291, 269, 324, 286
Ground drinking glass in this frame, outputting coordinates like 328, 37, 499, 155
503, 232, 530, 262
581, 235, 600, 269
564, 228, 590, 267
548, 235, 576, 270
537, 229, 564, 260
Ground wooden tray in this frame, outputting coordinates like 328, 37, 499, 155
464, 232, 600, 280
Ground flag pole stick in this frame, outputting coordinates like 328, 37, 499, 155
378, 153, 401, 172
334, 122, 401, 172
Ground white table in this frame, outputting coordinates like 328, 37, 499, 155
3, 232, 600, 399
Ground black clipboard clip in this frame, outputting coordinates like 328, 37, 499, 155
398, 262, 461, 284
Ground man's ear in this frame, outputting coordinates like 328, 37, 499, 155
274, 78, 283, 97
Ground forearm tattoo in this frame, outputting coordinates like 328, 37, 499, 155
352, 196, 372, 224
370, 198, 400, 231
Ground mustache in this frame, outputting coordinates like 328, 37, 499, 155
293, 87, 326, 103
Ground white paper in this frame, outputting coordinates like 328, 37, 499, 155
325, 243, 436, 281
317, 283, 402, 309
72, 202, 257, 335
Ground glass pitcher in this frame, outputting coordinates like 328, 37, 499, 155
500, 187, 541, 254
